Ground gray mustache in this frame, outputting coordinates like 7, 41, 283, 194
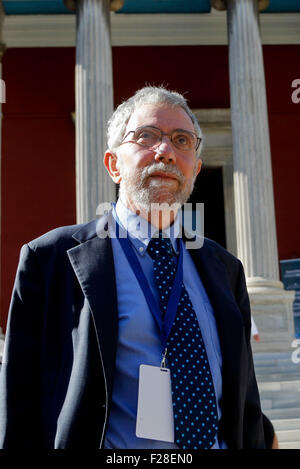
142, 163, 184, 183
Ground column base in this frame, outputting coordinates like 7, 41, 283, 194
247, 277, 296, 353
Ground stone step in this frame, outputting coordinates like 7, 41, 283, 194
276, 429, 300, 443
272, 418, 300, 431
255, 371, 300, 381
254, 365, 293, 373
263, 407, 300, 420
257, 373, 300, 382
258, 380, 300, 392
254, 364, 300, 375
261, 397, 300, 410
259, 391, 300, 403
253, 352, 300, 376
279, 441, 300, 449
258, 377, 300, 411
254, 358, 296, 367
254, 352, 300, 449
254, 352, 295, 361
256, 373, 299, 385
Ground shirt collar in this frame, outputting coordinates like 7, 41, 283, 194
113, 198, 180, 257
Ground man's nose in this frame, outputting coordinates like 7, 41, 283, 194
153, 136, 176, 164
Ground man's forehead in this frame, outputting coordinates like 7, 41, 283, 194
125, 103, 195, 132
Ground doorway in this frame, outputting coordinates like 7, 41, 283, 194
188, 167, 226, 249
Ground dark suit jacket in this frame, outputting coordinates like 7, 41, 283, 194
0, 212, 273, 448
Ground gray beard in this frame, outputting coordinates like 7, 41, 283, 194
118, 161, 197, 213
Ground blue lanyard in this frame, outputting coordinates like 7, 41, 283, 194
117, 235, 183, 350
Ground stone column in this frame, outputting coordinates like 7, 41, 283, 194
212, 0, 295, 352
65, 0, 123, 223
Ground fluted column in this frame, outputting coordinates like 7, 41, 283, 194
75, 0, 116, 223
227, 0, 279, 283
224, 0, 295, 352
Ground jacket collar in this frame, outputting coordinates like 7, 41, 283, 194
72, 214, 110, 244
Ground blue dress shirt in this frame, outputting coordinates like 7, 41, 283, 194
104, 200, 225, 449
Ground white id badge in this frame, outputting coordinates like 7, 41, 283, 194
136, 364, 174, 443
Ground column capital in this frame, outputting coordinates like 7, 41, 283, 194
64, 0, 124, 12
211, 0, 270, 12
110, 0, 125, 11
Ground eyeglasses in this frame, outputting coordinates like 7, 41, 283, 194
121, 125, 201, 152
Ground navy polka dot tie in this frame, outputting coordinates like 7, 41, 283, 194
148, 233, 218, 449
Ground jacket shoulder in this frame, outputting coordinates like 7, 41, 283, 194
27, 223, 84, 253
201, 237, 246, 297
203, 237, 241, 268
17, 222, 98, 281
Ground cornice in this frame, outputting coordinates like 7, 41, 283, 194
211, 0, 270, 11
64, 0, 125, 11
2, 10, 300, 47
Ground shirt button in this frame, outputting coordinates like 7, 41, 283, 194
139, 246, 144, 253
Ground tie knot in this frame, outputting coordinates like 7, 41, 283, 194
147, 233, 175, 260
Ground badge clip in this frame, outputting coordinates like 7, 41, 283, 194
160, 348, 168, 369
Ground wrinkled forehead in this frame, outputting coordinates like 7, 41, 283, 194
125, 103, 196, 134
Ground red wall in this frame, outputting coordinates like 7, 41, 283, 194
1, 44, 299, 329
1, 48, 76, 328
263, 46, 300, 261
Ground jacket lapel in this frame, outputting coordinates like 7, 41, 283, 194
67, 214, 118, 400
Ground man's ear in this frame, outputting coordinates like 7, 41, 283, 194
195, 158, 202, 177
103, 150, 121, 184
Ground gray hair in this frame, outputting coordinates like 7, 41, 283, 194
106, 86, 203, 158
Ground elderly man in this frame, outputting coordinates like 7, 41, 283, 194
0, 86, 275, 449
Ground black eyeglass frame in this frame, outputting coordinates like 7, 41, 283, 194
121, 125, 202, 152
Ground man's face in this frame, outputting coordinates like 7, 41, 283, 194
105, 104, 202, 213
